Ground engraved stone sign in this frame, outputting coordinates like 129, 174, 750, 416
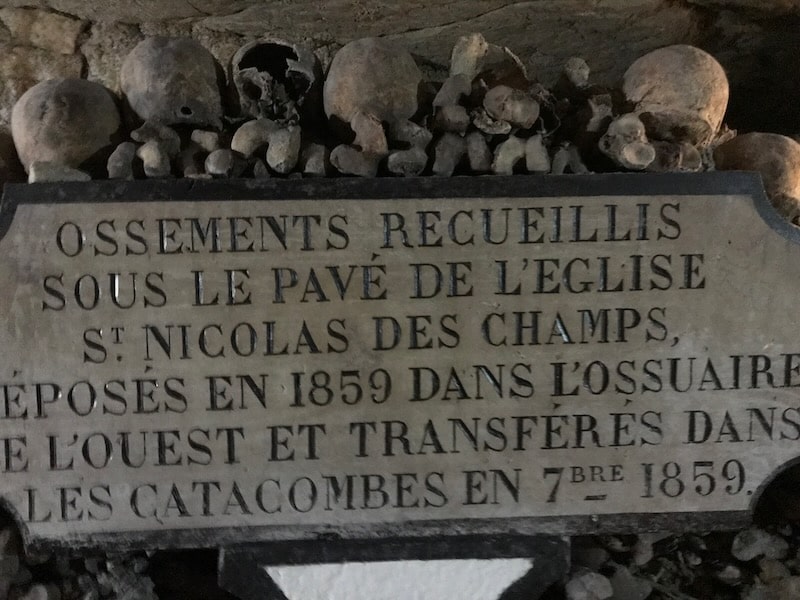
0, 173, 796, 552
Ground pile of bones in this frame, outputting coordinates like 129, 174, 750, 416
3, 34, 800, 225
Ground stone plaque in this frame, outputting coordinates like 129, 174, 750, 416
0, 173, 796, 552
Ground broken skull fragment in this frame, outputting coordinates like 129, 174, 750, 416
231, 38, 323, 125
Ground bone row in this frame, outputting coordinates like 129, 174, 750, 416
7, 33, 793, 203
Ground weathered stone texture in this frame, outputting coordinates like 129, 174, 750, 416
81, 21, 142, 92
0, 0, 797, 133
0, 7, 85, 54
0, 44, 83, 125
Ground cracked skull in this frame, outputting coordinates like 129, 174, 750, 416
231, 38, 323, 124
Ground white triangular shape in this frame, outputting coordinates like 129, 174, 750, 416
265, 558, 533, 600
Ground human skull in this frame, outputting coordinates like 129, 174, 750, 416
714, 132, 800, 222
231, 38, 323, 125
622, 45, 728, 146
324, 38, 423, 176
120, 37, 223, 129
324, 38, 422, 134
11, 78, 121, 175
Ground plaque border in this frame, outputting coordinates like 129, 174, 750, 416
0, 172, 791, 554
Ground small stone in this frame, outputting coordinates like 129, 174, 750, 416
450, 33, 489, 80
266, 126, 301, 174
136, 140, 171, 177
388, 120, 432, 149
432, 133, 466, 176
205, 149, 236, 177
330, 145, 380, 177
387, 147, 428, 176
230, 119, 277, 157
492, 135, 527, 175
28, 161, 90, 182
551, 143, 589, 175
552, 144, 570, 175
609, 565, 653, 600
565, 569, 613, 600
679, 142, 702, 171
130, 122, 180, 157
434, 105, 470, 133
715, 564, 742, 586
107, 142, 137, 179
584, 96, 614, 133
472, 108, 512, 135
433, 74, 472, 107
0, 8, 85, 55
733, 528, 789, 561
191, 129, 221, 153
759, 558, 791, 582
563, 57, 591, 89
18, 583, 61, 600
466, 131, 491, 173
253, 158, 271, 178
484, 85, 540, 129
633, 533, 669, 567
351, 111, 388, 156
525, 134, 550, 173
300, 143, 330, 177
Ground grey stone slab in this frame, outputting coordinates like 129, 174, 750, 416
0, 173, 794, 555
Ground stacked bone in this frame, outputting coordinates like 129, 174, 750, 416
3, 33, 800, 224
